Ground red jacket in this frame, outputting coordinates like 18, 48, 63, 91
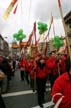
28, 60, 35, 79
51, 72, 71, 108
19, 58, 29, 71
59, 56, 67, 74
36, 63, 49, 79
19, 58, 26, 68
29, 59, 49, 79
46, 56, 58, 75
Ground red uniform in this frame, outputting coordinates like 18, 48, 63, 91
36, 64, 49, 78
59, 56, 67, 74
46, 56, 58, 89
46, 56, 58, 75
19, 58, 30, 82
28, 60, 35, 79
35, 58, 49, 107
29, 57, 49, 79
51, 72, 71, 108
19, 58, 26, 69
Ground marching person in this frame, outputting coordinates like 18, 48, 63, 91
19, 56, 25, 81
28, 57, 35, 91
51, 56, 71, 108
19, 56, 30, 84
35, 55, 49, 108
58, 53, 67, 75
24, 58, 30, 85
47, 51, 58, 90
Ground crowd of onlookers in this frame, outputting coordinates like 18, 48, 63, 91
0, 56, 16, 92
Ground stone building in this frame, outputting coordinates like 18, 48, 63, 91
0, 34, 9, 57
64, 11, 71, 53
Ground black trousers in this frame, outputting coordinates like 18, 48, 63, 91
20, 70, 25, 80
0, 95, 6, 108
20, 70, 29, 84
30, 78, 36, 92
49, 73, 58, 90
36, 78, 47, 106
25, 70, 30, 84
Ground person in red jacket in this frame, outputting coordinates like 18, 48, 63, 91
24, 58, 30, 84
27, 57, 35, 91
58, 53, 67, 75
51, 56, 71, 108
47, 51, 58, 90
35, 56, 49, 108
19, 56, 26, 81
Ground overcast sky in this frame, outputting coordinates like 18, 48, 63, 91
0, 0, 71, 43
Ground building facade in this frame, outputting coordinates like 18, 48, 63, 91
0, 34, 9, 57
64, 11, 71, 53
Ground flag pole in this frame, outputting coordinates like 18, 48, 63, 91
58, 0, 71, 61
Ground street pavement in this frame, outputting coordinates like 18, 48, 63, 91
2, 69, 52, 108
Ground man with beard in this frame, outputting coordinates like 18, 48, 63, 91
35, 56, 49, 108
51, 56, 71, 108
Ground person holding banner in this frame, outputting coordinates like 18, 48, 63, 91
35, 55, 49, 108
47, 51, 58, 90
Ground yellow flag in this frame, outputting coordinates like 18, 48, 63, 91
3, 0, 17, 20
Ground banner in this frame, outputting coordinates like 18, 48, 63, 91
3, 0, 17, 20
13, 4, 18, 14
44, 15, 53, 41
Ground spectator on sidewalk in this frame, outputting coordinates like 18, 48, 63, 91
0, 66, 6, 108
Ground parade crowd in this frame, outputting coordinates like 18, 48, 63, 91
0, 50, 71, 108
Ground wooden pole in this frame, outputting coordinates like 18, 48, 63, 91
58, 0, 71, 61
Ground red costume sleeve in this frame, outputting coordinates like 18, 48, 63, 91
51, 75, 71, 108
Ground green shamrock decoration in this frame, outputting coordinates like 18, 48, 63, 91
38, 21, 48, 34
51, 36, 64, 49
13, 29, 26, 41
